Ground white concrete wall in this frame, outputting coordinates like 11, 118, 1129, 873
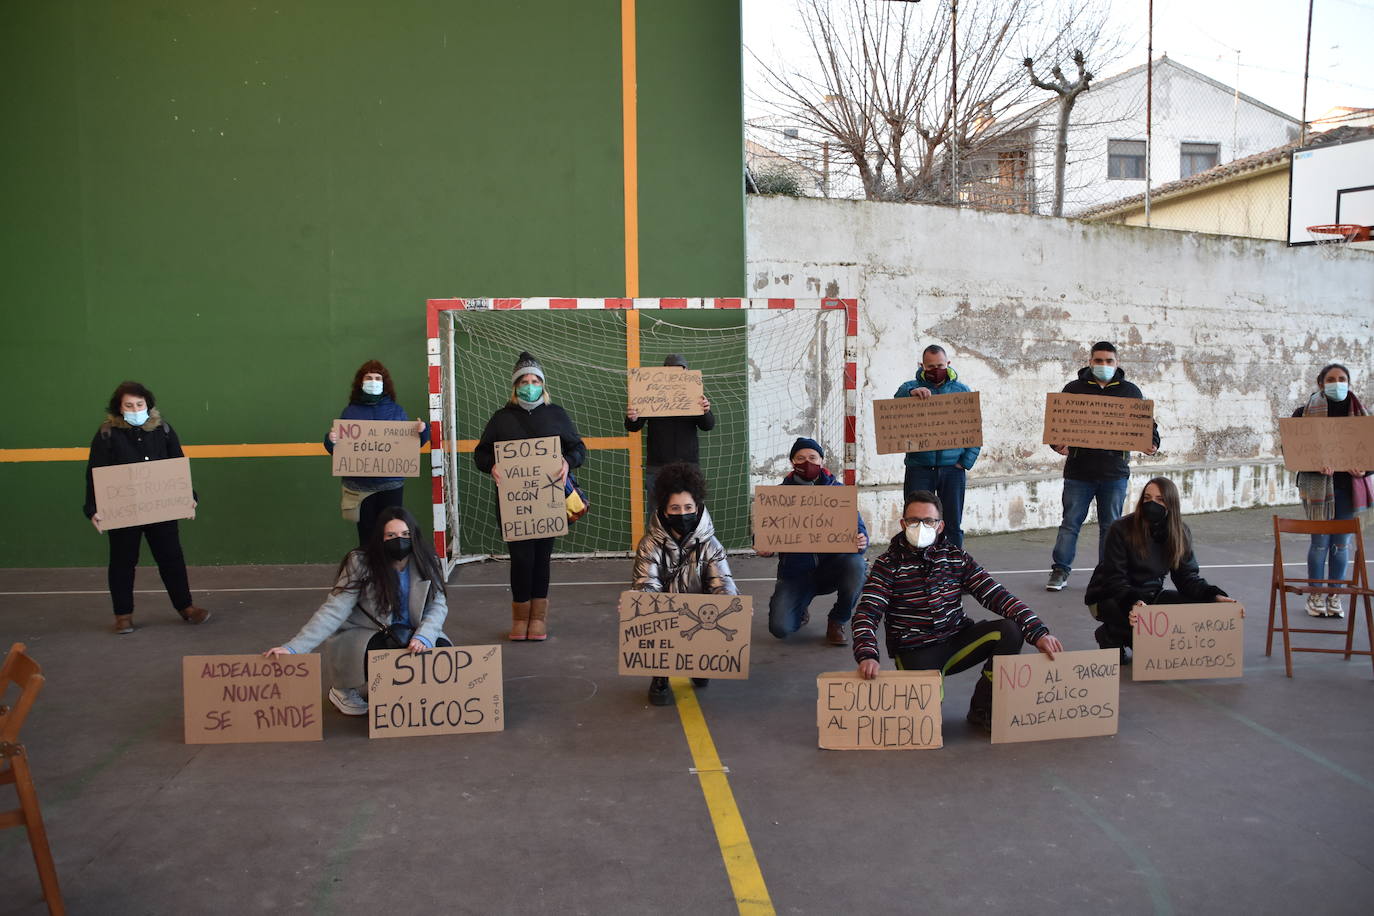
747, 195, 1374, 540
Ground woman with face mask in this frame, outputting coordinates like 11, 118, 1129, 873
84, 380, 209, 634
630, 462, 737, 706
263, 506, 451, 716
1084, 477, 1237, 661
1290, 363, 1370, 617
473, 352, 586, 641
324, 360, 430, 547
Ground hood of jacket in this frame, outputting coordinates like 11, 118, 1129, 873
103, 408, 164, 432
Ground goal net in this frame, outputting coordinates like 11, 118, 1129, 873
427, 298, 853, 571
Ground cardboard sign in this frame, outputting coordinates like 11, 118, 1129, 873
331, 418, 421, 477
1132, 603, 1244, 681
182, 654, 323, 744
752, 485, 859, 553
92, 457, 196, 532
627, 366, 705, 417
494, 436, 567, 542
1042, 393, 1155, 452
1278, 416, 1374, 472
872, 392, 983, 455
618, 591, 753, 679
992, 649, 1119, 744
367, 645, 503, 739
817, 670, 943, 750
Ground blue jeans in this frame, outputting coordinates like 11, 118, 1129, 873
904, 464, 967, 547
1307, 483, 1355, 583
767, 553, 868, 638
1051, 477, 1129, 574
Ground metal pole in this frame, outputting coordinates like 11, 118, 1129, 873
1300, 0, 1314, 143
951, 0, 959, 207
1145, 0, 1153, 226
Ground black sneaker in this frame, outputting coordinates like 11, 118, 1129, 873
691, 678, 710, 689
1046, 569, 1069, 591
966, 707, 994, 733
648, 677, 673, 706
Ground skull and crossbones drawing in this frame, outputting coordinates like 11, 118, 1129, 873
680, 597, 744, 641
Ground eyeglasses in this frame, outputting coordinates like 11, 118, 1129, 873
902, 518, 941, 528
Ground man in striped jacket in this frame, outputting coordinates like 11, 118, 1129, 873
853, 490, 1064, 731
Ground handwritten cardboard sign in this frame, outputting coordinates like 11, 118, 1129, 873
627, 366, 705, 417
618, 591, 753, 679
1132, 603, 1244, 681
1278, 416, 1374, 472
182, 654, 323, 744
92, 457, 196, 532
331, 419, 421, 477
752, 485, 859, 553
817, 670, 943, 750
992, 649, 1119, 744
494, 436, 567, 542
366, 645, 503, 739
1042, 393, 1155, 452
872, 392, 983, 455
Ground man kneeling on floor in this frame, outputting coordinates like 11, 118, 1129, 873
852, 490, 1063, 731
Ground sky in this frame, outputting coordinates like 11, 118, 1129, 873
743, 0, 1374, 123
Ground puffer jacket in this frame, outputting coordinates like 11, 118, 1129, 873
632, 506, 737, 595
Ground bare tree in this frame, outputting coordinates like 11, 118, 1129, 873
1024, 49, 1093, 216
748, 0, 1116, 206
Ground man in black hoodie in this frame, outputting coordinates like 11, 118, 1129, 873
1046, 341, 1159, 591
625, 354, 715, 508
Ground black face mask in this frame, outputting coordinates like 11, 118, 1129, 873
664, 512, 699, 536
383, 537, 412, 560
1140, 501, 1168, 526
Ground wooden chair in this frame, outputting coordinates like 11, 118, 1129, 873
1266, 517, 1374, 678
1, 643, 65, 915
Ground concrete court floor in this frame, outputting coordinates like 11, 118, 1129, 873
2, 505, 1372, 916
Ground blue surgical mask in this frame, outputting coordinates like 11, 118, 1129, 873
1325, 382, 1349, 401
361, 379, 384, 396
123, 409, 149, 427
1090, 364, 1115, 383
517, 383, 543, 403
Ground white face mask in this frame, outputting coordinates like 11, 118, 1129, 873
904, 523, 938, 549
361, 379, 384, 396
123, 409, 149, 427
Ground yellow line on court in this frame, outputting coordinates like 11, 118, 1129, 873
670, 677, 775, 915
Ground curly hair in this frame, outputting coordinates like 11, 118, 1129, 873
653, 461, 708, 512
107, 381, 156, 416
350, 360, 395, 402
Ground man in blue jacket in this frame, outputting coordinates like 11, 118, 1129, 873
894, 345, 979, 547
761, 438, 868, 646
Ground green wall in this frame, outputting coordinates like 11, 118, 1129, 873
1, 0, 744, 567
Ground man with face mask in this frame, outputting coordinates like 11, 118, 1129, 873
894, 344, 980, 547
1045, 341, 1160, 592
761, 438, 869, 646
852, 491, 1063, 731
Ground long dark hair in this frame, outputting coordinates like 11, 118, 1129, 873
1125, 476, 1190, 568
107, 381, 156, 416
350, 360, 396, 403
332, 506, 446, 613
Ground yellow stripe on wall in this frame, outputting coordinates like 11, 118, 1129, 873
621, 0, 639, 298
1, 436, 640, 463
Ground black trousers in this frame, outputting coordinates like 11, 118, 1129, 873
107, 520, 193, 616
363, 632, 454, 681
1096, 589, 1185, 648
508, 537, 554, 602
357, 487, 405, 546
894, 618, 1024, 714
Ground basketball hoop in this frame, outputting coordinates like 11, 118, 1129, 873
1305, 223, 1372, 259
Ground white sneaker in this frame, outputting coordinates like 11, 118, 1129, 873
1306, 595, 1327, 617
1327, 594, 1345, 618
328, 687, 368, 716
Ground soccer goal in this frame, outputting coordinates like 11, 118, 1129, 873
425, 298, 857, 574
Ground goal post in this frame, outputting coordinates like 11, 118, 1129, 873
426, 297, 858, 574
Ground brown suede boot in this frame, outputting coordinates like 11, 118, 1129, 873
179, 605, 211, 625
527, 598, 549, 641
113, 614, 135, 635
509, 601, 532, 641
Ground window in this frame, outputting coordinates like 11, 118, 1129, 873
1180, 142, 1220, 178
1107, 139, 1146, 180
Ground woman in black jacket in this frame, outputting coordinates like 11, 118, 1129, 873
473, 352, 586, 641
1085, 476, 1236, 661
83, 381, 210, 634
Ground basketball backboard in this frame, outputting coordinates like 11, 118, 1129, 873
1287, 133, 1374, 250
